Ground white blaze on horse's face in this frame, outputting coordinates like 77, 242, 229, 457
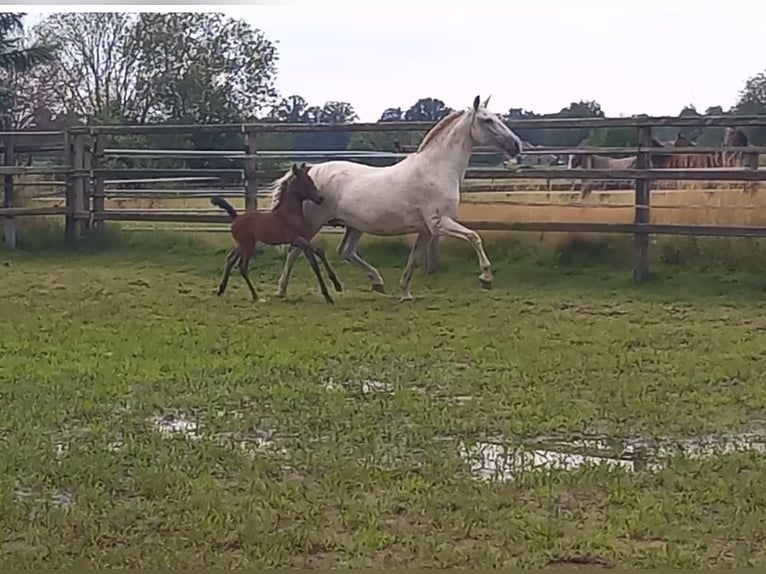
469, 95, 523, 158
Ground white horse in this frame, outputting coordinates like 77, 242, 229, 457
270, 95, 523, 302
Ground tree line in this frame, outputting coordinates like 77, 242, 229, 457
2, 10, 766, 165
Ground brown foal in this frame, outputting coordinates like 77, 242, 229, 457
210, 163, 342, 304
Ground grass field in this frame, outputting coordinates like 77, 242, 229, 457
3, 226, 766, 567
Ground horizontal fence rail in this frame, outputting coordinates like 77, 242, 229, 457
4, 114, 766, 283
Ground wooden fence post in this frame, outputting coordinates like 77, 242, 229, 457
66, 131, 86, 240
64, 130, 75, 242
91, 132, 104, 229
633, 125, 653, 284
244, 127, 258, 211
2, 117, 16, 248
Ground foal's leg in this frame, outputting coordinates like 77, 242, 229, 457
238, 242, 259, 302
337, 227, 386, 293
217, 247, 240, 296
312, 245, 343, 292
399, 231, 431, 302
433, 216, 493, 289
292, 237, 334, 304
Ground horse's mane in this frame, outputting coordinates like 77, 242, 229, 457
269, 166, 311, 210
416, 109, 466, 152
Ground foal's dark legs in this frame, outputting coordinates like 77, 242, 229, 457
238, 242, 259, 302
313, 246, 343, 293
292, 237, 334, 304
217, 247, 240, 296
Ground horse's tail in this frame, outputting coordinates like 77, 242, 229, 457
210, 196, 238, 220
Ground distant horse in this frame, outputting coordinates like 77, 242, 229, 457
649, 130, 759, 191
270, 95, 523, 302
723, 127, 758, 169
210, 163, 343, 304
567, 153, 637, 196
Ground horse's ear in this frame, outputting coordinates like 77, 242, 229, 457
473, 95, 480, 110
482, 94, 492, 108
291, 163, 299, 176
300, 162, 307, 172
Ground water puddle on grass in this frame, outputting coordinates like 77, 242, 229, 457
15, 486, 75, 508
148, 413, 201, 440
323, 378, 394, 394
460, 431, 766, 481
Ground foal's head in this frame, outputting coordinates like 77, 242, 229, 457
284, 162, 323, 206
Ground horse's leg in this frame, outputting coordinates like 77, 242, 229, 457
423, 232, 439, 274
312, 245, 343, 293
217, 247, 240, 296
399, 231, 431, 302
276, 245, 303, 298
433, 216, 493, 289
238, 242, 258, 302
337, 227, 386, 293
292, 237, 334, 304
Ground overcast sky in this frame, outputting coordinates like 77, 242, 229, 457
23, 1, 766, 121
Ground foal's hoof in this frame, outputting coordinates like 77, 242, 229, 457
479, 278, 492, 290
371, 283, 385, 294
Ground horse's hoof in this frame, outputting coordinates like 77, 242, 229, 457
324, 297, 335, 304
371, 283, 385, 294
274, 291, 286, 299
399, 294, 414, 303
479, 278, 492, 290
333, 283, 343, 293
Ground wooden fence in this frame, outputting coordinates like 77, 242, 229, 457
3, 114, 766, 284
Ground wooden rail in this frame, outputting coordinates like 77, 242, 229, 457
4, 115, 766, 286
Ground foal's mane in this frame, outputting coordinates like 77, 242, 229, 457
269, 167, 305, 210
416, 109, 467, 152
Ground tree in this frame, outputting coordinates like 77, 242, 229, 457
404, 97, 452, 121
318, 101, 358, 124
269, 94, 311, 123
0, 13, 56, 122
32, 12, 279, 124
504, 107, 542, 145
545, 100, 604, 148
733, 70, 766, 144
379, 107, 403, 122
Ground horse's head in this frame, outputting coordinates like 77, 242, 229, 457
289, 162, 323, 205
724, 126, 748, 147
567, 154, 584, 169
673, 132, 695, 147
469, 95, 523, 158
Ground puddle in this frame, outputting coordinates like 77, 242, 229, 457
148, 413, 201, 440
362, 379, 393, 394
460, 431, 766, 481
460, 441, 645, 481
15, 486, 75, 508
217, 427, 289, 459
322, 378, 394, 394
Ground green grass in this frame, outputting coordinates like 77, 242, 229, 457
3, 225, 766, 567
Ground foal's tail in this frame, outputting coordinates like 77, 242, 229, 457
210, 196, 238, 220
